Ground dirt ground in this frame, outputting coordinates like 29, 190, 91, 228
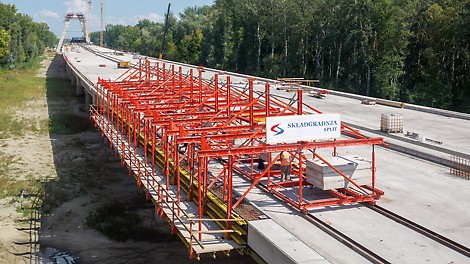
0, 55, 256, 264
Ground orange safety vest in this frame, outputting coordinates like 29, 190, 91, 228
280, 152, 291, 166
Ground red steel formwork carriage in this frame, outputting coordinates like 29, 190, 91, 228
90, 58, 384, 258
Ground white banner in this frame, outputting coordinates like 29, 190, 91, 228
266, 114, 341, 144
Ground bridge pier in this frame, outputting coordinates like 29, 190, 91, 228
65, 66, 71, 80
70, 72, 76, 86
66, 65, 95, 110
76, 79, 84, 96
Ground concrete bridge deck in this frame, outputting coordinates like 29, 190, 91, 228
62, 44, 470, 263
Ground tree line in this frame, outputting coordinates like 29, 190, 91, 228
91, 0, 470, 113
0, 3, 56, 69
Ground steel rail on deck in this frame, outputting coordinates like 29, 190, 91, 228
307, 214, 391, 264
306, 212, 391, 264
365, 204, 470, 258
248, 180, 391, 264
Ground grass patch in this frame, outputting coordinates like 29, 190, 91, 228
0, 66, 45, 106
15, 56, 44, 71
0, 151, 22, 199
0, 57, 47, 137
3, 180, 29, 198
0, 114, 30, 139
86, 200, 169, 242
0, 175, 42, 200
39, 118, 50, 133
0, 58, 49, 195
0, 177, 10, 199
9, 179, 46, 220
46, 77, 75, 99
49, 113, 92, 135
0, 151, 14, 176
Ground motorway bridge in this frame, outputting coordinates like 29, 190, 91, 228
61, 43, 470, 263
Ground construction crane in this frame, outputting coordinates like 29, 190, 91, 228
159, 3, 171, 59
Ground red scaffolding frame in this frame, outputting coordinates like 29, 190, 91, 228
90, 58, 384, 258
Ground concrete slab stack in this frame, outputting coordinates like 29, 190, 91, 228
306, 155, 371, 190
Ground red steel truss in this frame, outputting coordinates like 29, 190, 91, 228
90, 58, 384, 257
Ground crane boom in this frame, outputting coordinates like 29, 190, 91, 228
159, 3, 171, 59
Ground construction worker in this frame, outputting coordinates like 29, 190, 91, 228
279, 151, 292, 182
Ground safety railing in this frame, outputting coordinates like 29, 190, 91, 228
89, 105, 243, 254
450, 155, 470, 180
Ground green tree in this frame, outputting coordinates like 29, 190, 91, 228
0, 3, 56, 68
405, 1, 468, 111
0, 29, 10, 60
89, 0, 470, 113
178, 29, 203, 64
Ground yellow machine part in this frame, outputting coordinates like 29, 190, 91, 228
117, 61, 131, 68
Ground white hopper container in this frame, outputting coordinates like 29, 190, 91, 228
305, 155, 372, 190
380, 113, 403, 133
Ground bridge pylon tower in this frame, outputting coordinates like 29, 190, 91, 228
56, 12, 88, 53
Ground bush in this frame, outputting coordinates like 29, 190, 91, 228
49, 113, 92, 135
86, 200, 168, 242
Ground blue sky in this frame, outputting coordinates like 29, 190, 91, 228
1, 0, 214, 38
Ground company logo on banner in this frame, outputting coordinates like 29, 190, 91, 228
270, 124, 285, 136
266, 114, 341, 144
